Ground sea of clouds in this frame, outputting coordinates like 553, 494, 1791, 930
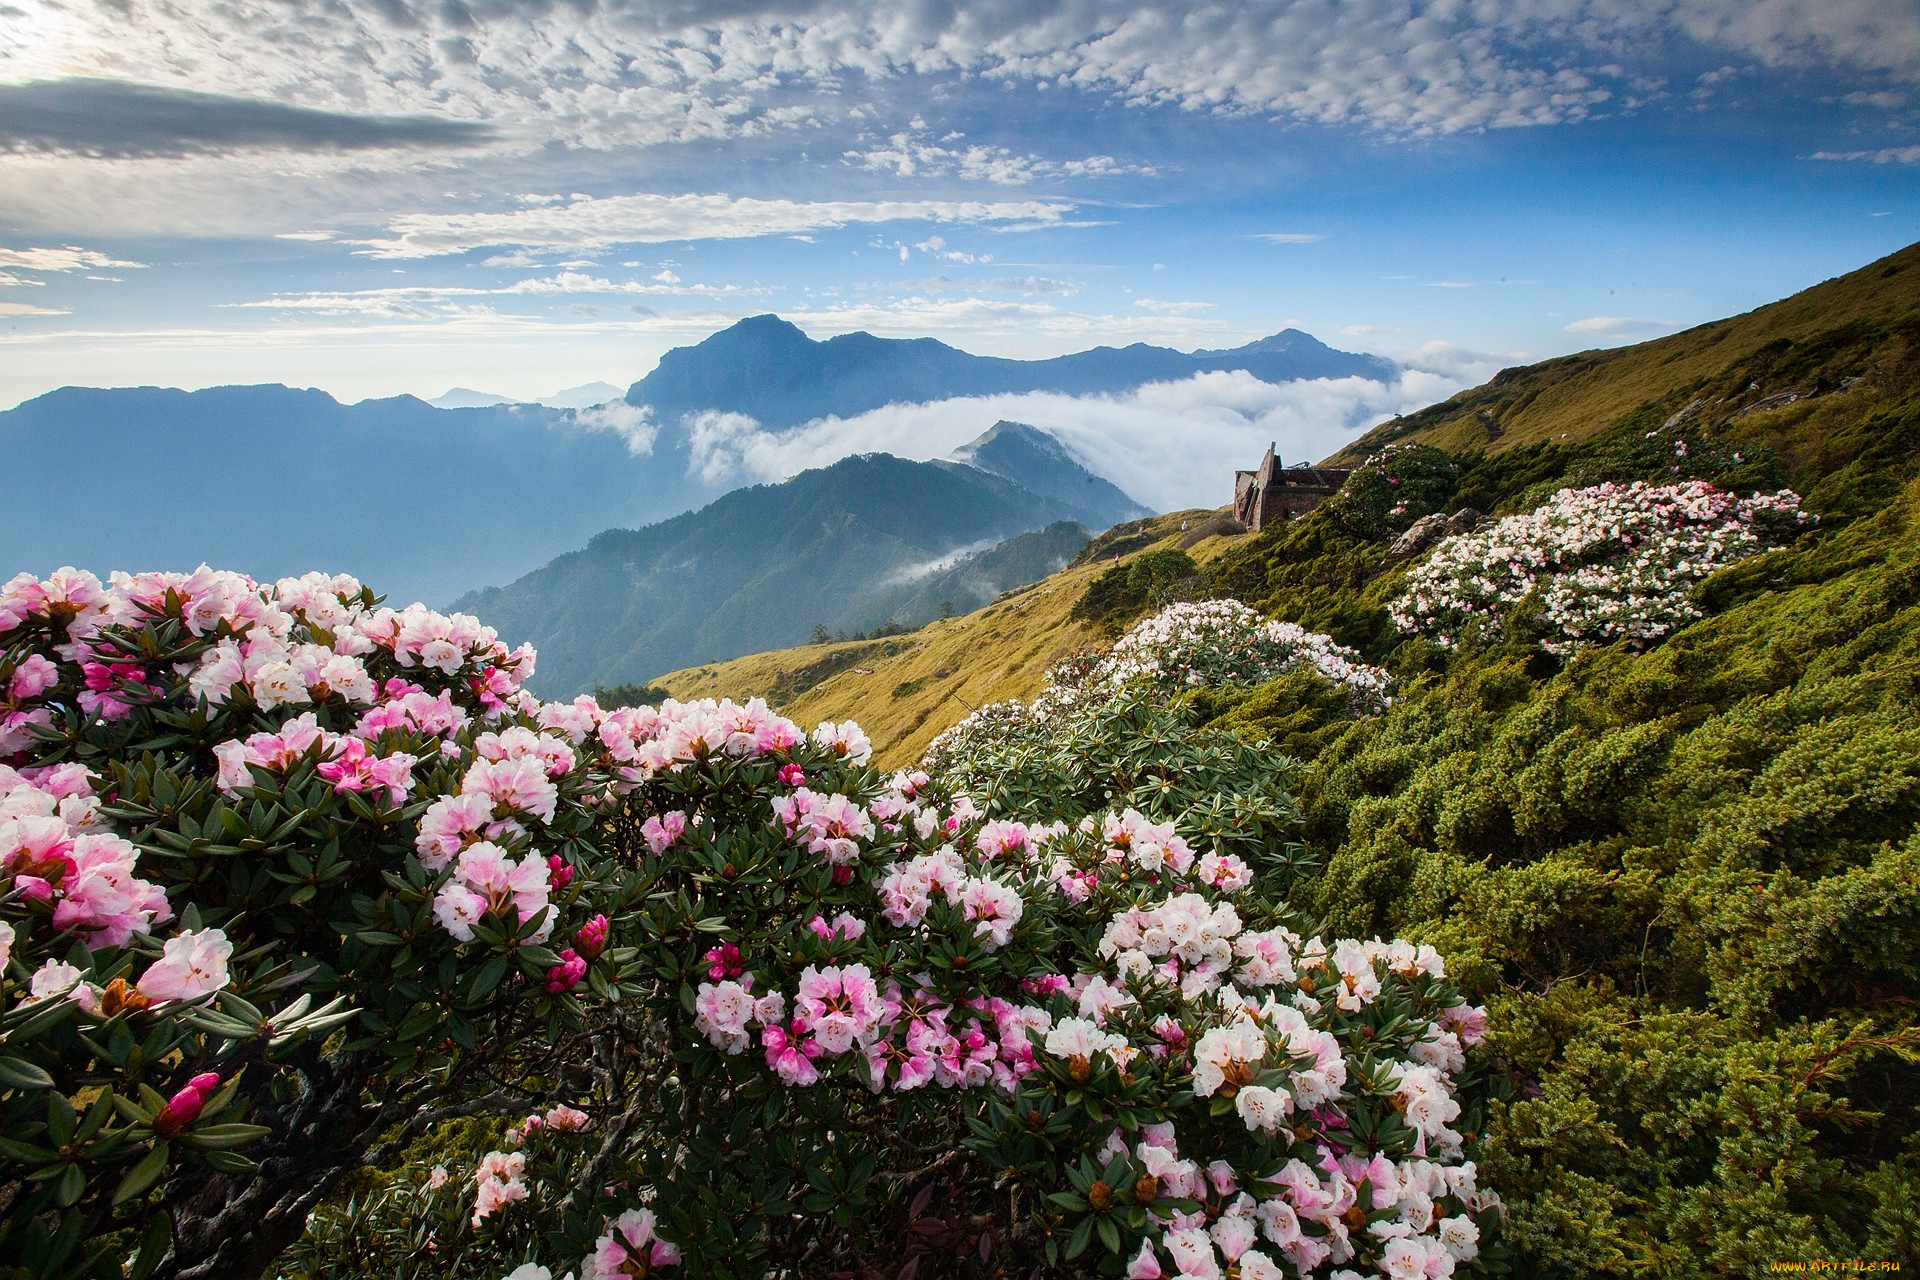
678, 345, 1504, 513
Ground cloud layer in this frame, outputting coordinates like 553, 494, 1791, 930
680, 362, 1501, 512
4, 0, 1912, 162
355, 192, 1079, 258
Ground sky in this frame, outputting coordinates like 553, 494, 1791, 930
2, 0, 1919, 433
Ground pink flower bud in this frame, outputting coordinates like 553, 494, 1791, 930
153, 1074, 219, 1136
574, 913, 609, 961
546, 948, 586, 993
778, 764, 806, 787
546, 854, 574, 890
831, 865, 852, 886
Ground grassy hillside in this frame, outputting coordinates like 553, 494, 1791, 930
1329, 238, 1920, 463
655, 510, 1225, 765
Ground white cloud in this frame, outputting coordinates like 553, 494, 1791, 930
858, 274, 1082, 295
571, 400, 659, 455
354, 191, 1079, 258
779, 297, 1243, 351
1132, 298, 1214, 314
503, 271, 749, 299
844, 130, 1153, 185
228, 271, 756, 319
1808, 145, 1920, 164
0, 245, 144, 272
274, 231, 336, 241
1563, 315, 1679, 334
1249, 233, 1326, 244
0, 301, 70, 316
678, 367, 1481, 511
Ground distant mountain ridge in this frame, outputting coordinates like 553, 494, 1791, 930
452, 440, 1127, 694
0, 385, 696, 606
429, 382, 625, 410
624, 314, 1398, 430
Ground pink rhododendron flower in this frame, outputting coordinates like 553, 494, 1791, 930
1126, 1241, 1165, 1278
806, 911, 866, 942
462, 756, 559, 823
763, 1020, 823, 1085
641, 810, 686, 855
416, 792, 495, 870
316, 737, 417, 806
591, 1207, 681, 1275
136, 928, 232, 1003
26, 958, 102, 1014
793, 963, 883, 1055
431, 842, 552, 942
974, 820, 1030, 861
8, 654, 58, 700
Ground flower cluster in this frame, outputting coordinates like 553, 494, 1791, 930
598, 696, 805, 782
669, 749, 1497, 1277
771, 788, 876, 866
1, 764, 169, 947
926, 602, 1391, 770
1075, 600, 1392, 708
1390, 480, 1812, 655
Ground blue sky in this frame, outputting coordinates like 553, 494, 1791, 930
2, 0, 1918, 421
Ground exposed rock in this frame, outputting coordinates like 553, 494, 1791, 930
1730, 388, 1811, 420
1662, 398, 1707, 431
1384, 507, 1481, 564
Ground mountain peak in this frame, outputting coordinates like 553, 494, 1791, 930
952, 420, 1074, 465
951, 420, 1151, 529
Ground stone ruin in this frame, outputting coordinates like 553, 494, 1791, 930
1232, 442, 1353, 532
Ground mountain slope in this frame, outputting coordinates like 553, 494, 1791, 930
626, 314, 1398, 430
1329, 239, 1920, 464
655, 511, 1225, 765
951, 421, 1152, 529
0, 384, 701, 605
862, 520, 1093, 629
452, 454, 1118, 696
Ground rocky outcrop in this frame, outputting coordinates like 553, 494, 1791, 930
1384, 508, 1482, 564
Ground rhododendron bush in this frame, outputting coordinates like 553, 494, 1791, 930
1, 566, 1499, 1280
924, 602, 1392, 800
1388, 480, 1812, 656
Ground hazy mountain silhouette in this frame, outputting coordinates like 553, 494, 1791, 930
625, 315, 1398, 429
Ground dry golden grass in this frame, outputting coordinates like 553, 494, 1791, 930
655, 509, 1239, 768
